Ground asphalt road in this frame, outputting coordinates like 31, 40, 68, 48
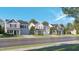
0, 37, 79, 48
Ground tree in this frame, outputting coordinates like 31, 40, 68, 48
62, 7, 79, 34
29, 19, 38, 24
66, 23, 74, 32
64, 23, 74, 34
29, 26, 35, 35
67, 23, 73, 29
50, 27, 54, 34
42, 21, 49, 26
62, 7, 79, 18
74, 18, 79, 23
0, 19, 4, 34
73, 18, 79, 34
0, 25, 4, 34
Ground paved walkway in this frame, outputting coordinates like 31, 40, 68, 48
10, 40, 79, 51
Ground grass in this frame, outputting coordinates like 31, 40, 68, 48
0, 34, 79, 40
50, 34, 79, 38
30, 44, 79, 51
0, 40, 79, 51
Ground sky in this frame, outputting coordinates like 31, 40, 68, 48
0, 7, 75, 25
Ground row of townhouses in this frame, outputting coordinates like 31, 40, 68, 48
0, 19, 77, 35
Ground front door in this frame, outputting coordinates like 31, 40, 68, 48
14, 30, 17, 35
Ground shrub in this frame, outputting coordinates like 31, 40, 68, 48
29, 26, 35, 35
3, 33, 15, 37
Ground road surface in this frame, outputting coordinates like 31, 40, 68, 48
0, 37, 79, 48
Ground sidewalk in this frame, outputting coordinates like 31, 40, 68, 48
0, 35, 79, 40
8, 40, 79, 51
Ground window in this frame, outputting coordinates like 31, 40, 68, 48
20, 24, 27, 28
10, 30, 13, 33
7, 30, 9, 33
10, 24, 17, 28
15, 24, 16, 27
24, 25, 26, 28
26, 26, 27, 28
20, 25, 23, 28
10, 24, 12, 27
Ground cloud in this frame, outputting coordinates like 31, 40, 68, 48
55, 14, 68, 21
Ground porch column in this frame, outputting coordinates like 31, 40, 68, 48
19, 30, 20, 35
13, 30, 14, 35
61, 31, 63, 35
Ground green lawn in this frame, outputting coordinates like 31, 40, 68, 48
0, 40, 79, 51
30, 44, 79, 51
0, 34, 79, 40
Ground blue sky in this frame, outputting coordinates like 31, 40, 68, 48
0, 7, 75, 25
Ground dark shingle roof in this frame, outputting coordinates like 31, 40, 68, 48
8, 19, 17, 23
18, 20, 28, 24
51, 24, 58, 27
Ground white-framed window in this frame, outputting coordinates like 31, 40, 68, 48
10, 24, 17, 28
10, 24, 12, 27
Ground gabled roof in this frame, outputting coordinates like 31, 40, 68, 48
7, 19, 17, 23
50, 24, 58, 28
57, 25, 64, 30
51, 24, 58, 26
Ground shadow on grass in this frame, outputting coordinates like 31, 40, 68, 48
29, 44, 79, 51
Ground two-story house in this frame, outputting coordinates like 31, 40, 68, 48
4, 19, 20, 35
18, 20, 29, 35
34, 23, 44, 35
43, 25, 50, 35
29, 22, 50, 35
4, 19, 29, 35
49, 24, 64, 35
49, 24, 58, 35
57, 24, 64, 35
4, 19, 65, 35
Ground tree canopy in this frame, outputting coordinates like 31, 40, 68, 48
62, 7, 79, 18
62, 7, 79, 34
29, 19, 38, 24
0, 25, 4, 34
29, 26, 35, 35
42, 21, 49, 26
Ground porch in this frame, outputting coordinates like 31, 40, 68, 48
34, 29, 44, 35
7, 30, 20, 35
